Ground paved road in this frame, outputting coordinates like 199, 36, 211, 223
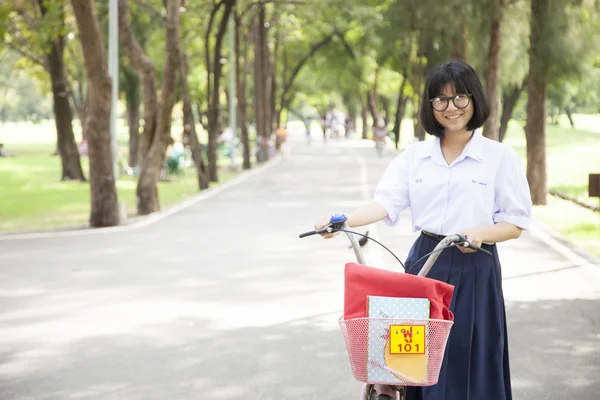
1, 132, 599, 399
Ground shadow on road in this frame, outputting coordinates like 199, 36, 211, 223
508, 298, 600, 399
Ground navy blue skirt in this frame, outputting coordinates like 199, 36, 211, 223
404, 233, 512, 400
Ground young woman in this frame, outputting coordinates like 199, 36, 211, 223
315, 60, 532, 400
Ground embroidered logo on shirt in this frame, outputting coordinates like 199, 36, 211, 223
415, 178, 423, 184
472, 180, 487, 187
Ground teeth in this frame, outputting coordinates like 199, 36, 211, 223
446, 115, 461, 120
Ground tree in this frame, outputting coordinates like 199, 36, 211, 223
70, 0, 119, 227
119, 0, 182, 215
1, 0, 85, 181
252, 2, 271, 162
234, 9, 252, 170
524, 0, 598, 205
181, 52, 210, 190
482, 0, 504, 141
205, 0, 235, 179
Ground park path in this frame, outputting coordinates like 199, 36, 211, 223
0, 130, 599, 399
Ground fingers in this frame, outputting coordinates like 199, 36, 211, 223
457, 245, 476, 254
314, 215, 338, 239
314, 215, 330, 231
322, 231, 340, 239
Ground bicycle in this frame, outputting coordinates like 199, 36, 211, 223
299, 214, 492, 400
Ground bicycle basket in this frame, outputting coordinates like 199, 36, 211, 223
338, 317, 453, 386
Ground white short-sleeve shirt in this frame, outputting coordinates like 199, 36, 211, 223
373, 129, 532, 235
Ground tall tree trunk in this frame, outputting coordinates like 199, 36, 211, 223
392, 78, 408, 149
68, 79, 87, 139
119, 0, 181, 214
367, 68, 380, 127
181, 53, 209, 190
136, 0, 181, 213
450, 24, 467, 61
499, 81, 525, 142
271, 30, 278, 130
127, 100, 140, 168
262, 9, 273, 149
380, 95, 390, 124
359, 91, 368, 140
123, 69, 140, 167
235, 13, 251, 170
119, 0, 159, 214
206, 0, 234, 179
483, 0, 503, 141
413, 104, 425, 141
118, 2, 157, 161
253, 20, 266, 161
39, 0, 85, 181
412, 52, 426, 141
71, 0, 119, 227
254, 5, 271, 162
525, 0, 548, 205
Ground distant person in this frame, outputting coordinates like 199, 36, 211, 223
78, 140, 88, 156
0, 143, 12, 157
218, 127, 234, 160
373, 118, 388, 157
373, 118, 388, 140
344, 117, 354, 138
276, 126, 288, 149
303, 116, 312, 142
323, 111, 333, 139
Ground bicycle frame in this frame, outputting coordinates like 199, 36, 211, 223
342, 224, 461, 400
299, 216, 490, 400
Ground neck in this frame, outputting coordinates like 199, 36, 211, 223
441, 129, 473, 147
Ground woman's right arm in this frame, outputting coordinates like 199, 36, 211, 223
346, 201, 389, 227
314, 201, 389, 239
315, 150, 410, 239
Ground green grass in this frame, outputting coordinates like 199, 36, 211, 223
0, 120, 238, 232
502, 119, 600, 258
533, 196, 600, 258
504, 119, 600, 202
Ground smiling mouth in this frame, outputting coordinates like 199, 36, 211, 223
445, 114, 462, 120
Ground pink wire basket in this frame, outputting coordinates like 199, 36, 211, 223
338, 317, 453, 386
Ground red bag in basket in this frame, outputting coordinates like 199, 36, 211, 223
343, 262, 455, 321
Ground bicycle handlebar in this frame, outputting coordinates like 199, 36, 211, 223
299, 214, 492, 277
298, 228, 328, 238
454, 234, 492, 256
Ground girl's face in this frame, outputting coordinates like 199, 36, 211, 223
432, 84, 474, 134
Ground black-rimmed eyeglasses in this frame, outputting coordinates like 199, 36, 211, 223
429, 94, 472, 112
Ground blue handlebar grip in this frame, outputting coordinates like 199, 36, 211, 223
330, 214, 347, 224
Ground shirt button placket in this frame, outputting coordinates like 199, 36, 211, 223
439, 166, 451, 234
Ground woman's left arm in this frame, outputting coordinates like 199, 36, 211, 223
460, 147, 532, 253
459, 223, 522, 253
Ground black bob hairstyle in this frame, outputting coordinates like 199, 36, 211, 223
419, 60, 490, 138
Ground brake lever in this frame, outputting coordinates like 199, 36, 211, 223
455, 234, 493, 256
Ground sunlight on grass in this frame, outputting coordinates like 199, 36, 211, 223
0, 124, 242, 233
0, 162, 238, 232
534, 197, 600, 258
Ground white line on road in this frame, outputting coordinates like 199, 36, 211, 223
352, 151, 385, 268
0, 156, 283, 241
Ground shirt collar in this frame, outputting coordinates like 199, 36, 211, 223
415, 129, 484, 164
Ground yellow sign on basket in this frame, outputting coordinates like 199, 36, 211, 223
389, 325, 426, 354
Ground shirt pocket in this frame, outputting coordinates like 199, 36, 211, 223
452, 167, 495, 210
409, 164, 450, 203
